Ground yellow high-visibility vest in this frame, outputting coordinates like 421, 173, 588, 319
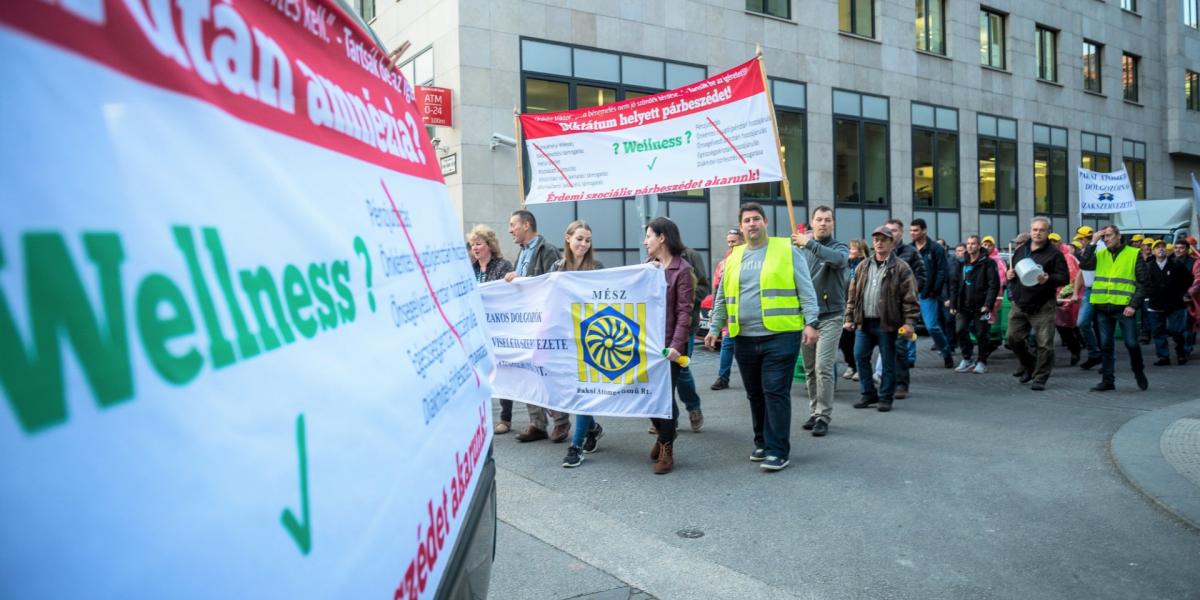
723, 238, 805, 337
1092, 245, 1139, 306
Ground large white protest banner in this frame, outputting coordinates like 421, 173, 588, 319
479, 265, 672, 418
1, 2, 491, 599
518, 57, 783, 205
1079, 167, 1138, 213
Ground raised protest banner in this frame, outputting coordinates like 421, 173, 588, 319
1079, 167, 1137, 214
518, 57, 784, 205
479, 265, 672, 418
1, 2, 491, 599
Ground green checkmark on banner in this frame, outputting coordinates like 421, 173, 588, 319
647, 157, 658, 171
281, 413, 312, 555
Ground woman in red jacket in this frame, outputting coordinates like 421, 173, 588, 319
644, 217, 694, 475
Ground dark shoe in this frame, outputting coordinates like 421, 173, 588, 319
812, 419, 829, 437
1012, 368, 1027, 377
516, 427, 548, 442
853, 396, 879, 409
1070, 352, 1081, 367
648, 424, 657, 435
894, 386, 908, 400
801, 415, 817, 430
1154, 357, 1171, 366
562, 445, 583, 468
877, 400, 893, 412
1180, 356, 1190, 366
710, 377, 729, 390
944, 355, 955, 368
582, 423, 604, 453
1019, 372, 1034, 384
494, 420, 511, 435
1091, 382, 1115, 392
1031, 381, 1046, 391
1138, 336, 1151, 345
1080, 356, 1102, 370
749, 447, 766, 462
653, 441, 674, 474
688, 409, 704, 433
760, 455, 789, 471
650, 439, 660, 461
1135, 371, 1149, 391
550, 421, 571, 443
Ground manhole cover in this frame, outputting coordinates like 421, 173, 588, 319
675, 528, 705, 539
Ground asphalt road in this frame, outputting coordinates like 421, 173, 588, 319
489, 340, 1200, 600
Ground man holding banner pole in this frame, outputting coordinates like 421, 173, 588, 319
705, 202, 819, 472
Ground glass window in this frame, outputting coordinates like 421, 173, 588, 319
980, 10, 1006, 69
399, 47, 435, 86
621, 56, 664, 89
863, 96, 888, 120
573, 49, 619, 82
576, 85, 616, 109
773, 80, 806, 110
1123, 140, 1146, 200
833, 90, 861, 116
524, 79, 570, 113
666, 64, 706, 89
916, 0, 945, 54
356, 0, 374, 22
1187, 0, 1199, 29
1081, 132, 1112, 173
863, 123, 888, 206
746, 0, 790, 19
1083, 41, 1102, 93
840, 0, 874, 38
741, 80, 807, 223
979, 115, 1016, 215
521, 40, 571, 76
911, 103, 958, 211
834, 91, 888, 208
1033, 124, 1068, 216
1123, 53, 1139, 102
835, 119, 861, 204
1036, 26, 1057, 82
1187, 71, 1200, 111
1122, 0, 1137, 12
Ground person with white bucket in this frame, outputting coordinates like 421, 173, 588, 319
1005, 217, 1070, 391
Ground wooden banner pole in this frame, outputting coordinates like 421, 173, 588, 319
756, 48, 796, 234
514, 108, 526, 210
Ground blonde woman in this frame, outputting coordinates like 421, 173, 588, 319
468, 225, 517, 434
556, 221, 607, 467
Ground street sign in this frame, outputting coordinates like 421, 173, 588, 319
441, 153, 458, 176
417, 85, 453, 127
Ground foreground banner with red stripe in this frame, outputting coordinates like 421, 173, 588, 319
518, 57, 783, 204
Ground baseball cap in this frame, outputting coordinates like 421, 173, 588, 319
1071, 240, 1083, 249
1076, 225, 1094, 237
1142, 238, 1155, 246
981, 235, 996, 245
1048, 232, 1062, 242
871, 225, 895, 240
1131, 234, 1144, 243
1152, 239, 1167, 248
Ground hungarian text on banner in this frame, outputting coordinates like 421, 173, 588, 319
518, 58, 783, 205
479, 264, 673, 418
1078, 167, 1137, 214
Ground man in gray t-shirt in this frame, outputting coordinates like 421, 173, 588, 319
705, 203, 819, 472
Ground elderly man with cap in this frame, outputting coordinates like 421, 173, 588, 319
1074, 226, 1103, 369
1005, 218, 1069, 391
845, 225, 921, 413
1145, 239, 1194, 366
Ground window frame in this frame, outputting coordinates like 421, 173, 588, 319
1123, 139, 1147, 201
1033, 123, 1069, 217
979, 8, 1008, 69
977, 113, 1018, 216
1122, 53, 1140, 103
916, 0, 946, 55
1187, 70, 1200, 111
1035, 25, 1058, 83
745, 0, 791, 20
840, 0, 876, 38
1080, 132, 1112, 222
1082, 40, 1103, 94
1187, 0, 1199, 29
833, 89, 890, 208
910, 102, 959, 212
1121, 0, 1138, 13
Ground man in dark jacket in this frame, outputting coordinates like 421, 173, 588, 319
1146, 240, 1194, 365
1005, 217, 1069, 390
950, 235, 999, 374
910, 218, 954, 368
506, 210, 569, 442
674, 245, 711, 432
885, 219, 926, 399
793, 205, 849, 437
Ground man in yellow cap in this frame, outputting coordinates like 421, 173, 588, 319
1145, 239, 1194, 366
1076, 225, 1094, 239
1049, 232, 1062, 244
1080, 225, 1150, 391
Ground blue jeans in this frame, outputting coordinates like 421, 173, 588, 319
1096, 308, 1145, 384
1147, 309, 1188, 360
855, 319, 897, 401
1076, 288, 1100, 357
733, 332, 801, 460
718, 335, 736, 380
675, 337, 701, 412
892, 337, 914, 388
571, 415, 595, 448
919, 295, 951, 358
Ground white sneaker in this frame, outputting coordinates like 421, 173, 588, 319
852, 371, 860, 381
954, 359, 976, 373
973, 361, 988, 374
842, 368, 856, 380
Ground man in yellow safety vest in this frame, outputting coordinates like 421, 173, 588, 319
705, 202, 820, 473
1078, 224, 1151, 391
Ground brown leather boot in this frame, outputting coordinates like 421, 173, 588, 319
653, 441, 674, 474
650, 440, 660, 461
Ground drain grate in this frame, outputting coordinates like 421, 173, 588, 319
675, 528, 705, 539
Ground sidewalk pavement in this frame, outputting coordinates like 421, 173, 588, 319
1111, 398, 1200, 530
